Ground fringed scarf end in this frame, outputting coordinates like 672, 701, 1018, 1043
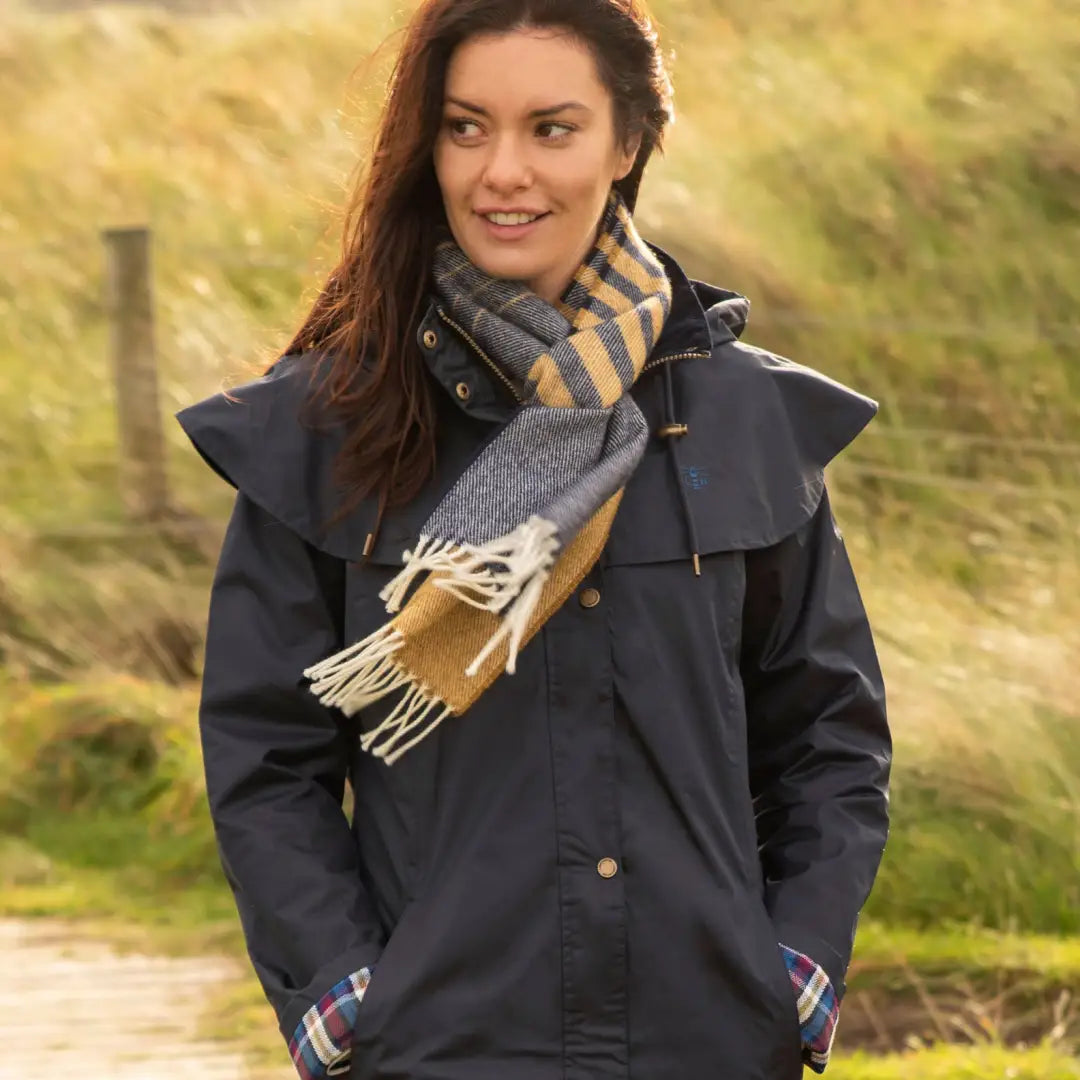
305, 623, 453, 765
305, 516, 560, 764
465, 566, 550, 677
304, 624, 407, 716
360, 682, 454, 766
380, 516, 559, 615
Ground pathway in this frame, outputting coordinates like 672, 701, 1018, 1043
0, 919, 293, 1080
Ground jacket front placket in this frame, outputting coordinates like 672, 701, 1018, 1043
542, 561, 629, 1080
420, 308, 632, 1076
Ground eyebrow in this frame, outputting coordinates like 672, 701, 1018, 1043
445, 96, 591, 119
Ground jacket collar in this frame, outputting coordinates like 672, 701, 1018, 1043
647, 243, 716, 359
416, 244, 716, 422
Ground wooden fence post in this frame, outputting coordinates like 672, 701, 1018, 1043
102, 226, 170, 521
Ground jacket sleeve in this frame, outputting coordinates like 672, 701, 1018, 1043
740, 486, 891, 1005
200, 491, 384, 1075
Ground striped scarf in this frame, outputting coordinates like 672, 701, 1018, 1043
305, 192, 671, 764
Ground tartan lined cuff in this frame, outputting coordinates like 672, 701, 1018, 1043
779, 943, 839, 1073
288, 967, 373, 1080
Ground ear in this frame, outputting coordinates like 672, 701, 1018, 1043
614, 131, 643, 183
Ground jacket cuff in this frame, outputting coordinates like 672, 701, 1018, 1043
779, 943, 839, 1074
288, 967, 374, 1080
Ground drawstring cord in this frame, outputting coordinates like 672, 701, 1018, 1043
657, 361, 702, 577
363, 498, 385, 561
363, 429, 410, 561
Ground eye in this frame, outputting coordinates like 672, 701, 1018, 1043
536, 121, 575, 142
446, 117, 484, 141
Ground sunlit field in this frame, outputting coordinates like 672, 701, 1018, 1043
1, 0, 1077, 1074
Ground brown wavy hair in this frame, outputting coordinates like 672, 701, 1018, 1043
286, 0, 673, 529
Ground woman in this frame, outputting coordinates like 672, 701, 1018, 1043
178, 1, 891, 1078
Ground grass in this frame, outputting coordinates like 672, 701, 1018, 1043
827, 1045, 1080, 1080
1, 0, 1078, 509
0, 676, 1075, 1072
0, 0, 1078, 1073
197, 967, 1080, 1078
1, 676, 1076, 1023
0, 675, 235, 940
854, 923, 1080, 985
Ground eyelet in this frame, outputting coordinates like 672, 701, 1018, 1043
422, 329, 439, 350
455, 381, 472, 401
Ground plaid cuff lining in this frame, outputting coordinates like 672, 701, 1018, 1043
288, 967, 373, 1080
779, 942, 840, 1074
288, 952, 832, 1076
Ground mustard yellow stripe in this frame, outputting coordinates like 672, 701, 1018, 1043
500, 293, 530, 313
554, 298, 577, 322
591, 229, 622, 275
570, 220, 665, 311
569, 229, 625, 298
568, 305, 605, 331
646, 294, 666, 341
527, 351, 576, 407
566, 332, 624, 408
556, 297, 605, 331
596, 275, 640, 317
615, 306, 650, 378
610, 244, 667, 297
439, 252, 473, 283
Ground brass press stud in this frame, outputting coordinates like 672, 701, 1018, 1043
579, 587, 601, 609
422, 329, 439, 350
597, 857, 619, 879
657, 423, 689, 438
455, 381, 472, 401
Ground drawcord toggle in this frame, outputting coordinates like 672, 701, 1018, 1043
658, 362, 703, 578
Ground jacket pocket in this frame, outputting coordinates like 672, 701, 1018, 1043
752, 900, 805, 1061
347, 897, 420, 1073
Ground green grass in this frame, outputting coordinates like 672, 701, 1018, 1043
0, 674, 1076, 1064
827, 1045, 1080, 1080
854, 923, 1080, 985
0, 674, 235, 939
2, 674, 1077, 956
199, 966, 1080, 1079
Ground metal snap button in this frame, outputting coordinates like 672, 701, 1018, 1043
422, 329, 439, 350
455, 381, 472, 401
597, 857, 618, 879
579, 587, 601, 609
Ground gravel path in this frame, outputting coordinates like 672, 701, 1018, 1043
0, 919, 292, 1080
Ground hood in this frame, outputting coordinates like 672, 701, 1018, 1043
705, 294, 751, 342
689, 277, 752, 346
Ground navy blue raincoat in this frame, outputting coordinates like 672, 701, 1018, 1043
178, 250, 891, 1080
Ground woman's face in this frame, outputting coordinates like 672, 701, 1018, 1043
433, 27, 639, 305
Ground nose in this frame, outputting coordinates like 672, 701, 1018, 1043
481, 133, 531, 194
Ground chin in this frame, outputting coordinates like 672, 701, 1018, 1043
470, 250, 545, 284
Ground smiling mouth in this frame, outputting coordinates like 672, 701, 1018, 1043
480, 211, 550, 226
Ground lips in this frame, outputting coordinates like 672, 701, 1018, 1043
487, 212, 539, 226
476, 209, 550, 225
474, 209, 550, 242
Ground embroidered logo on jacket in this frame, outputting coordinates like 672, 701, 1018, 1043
681, 465, 711, 491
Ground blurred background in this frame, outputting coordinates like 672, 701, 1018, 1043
0, 0, 1077, 1077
